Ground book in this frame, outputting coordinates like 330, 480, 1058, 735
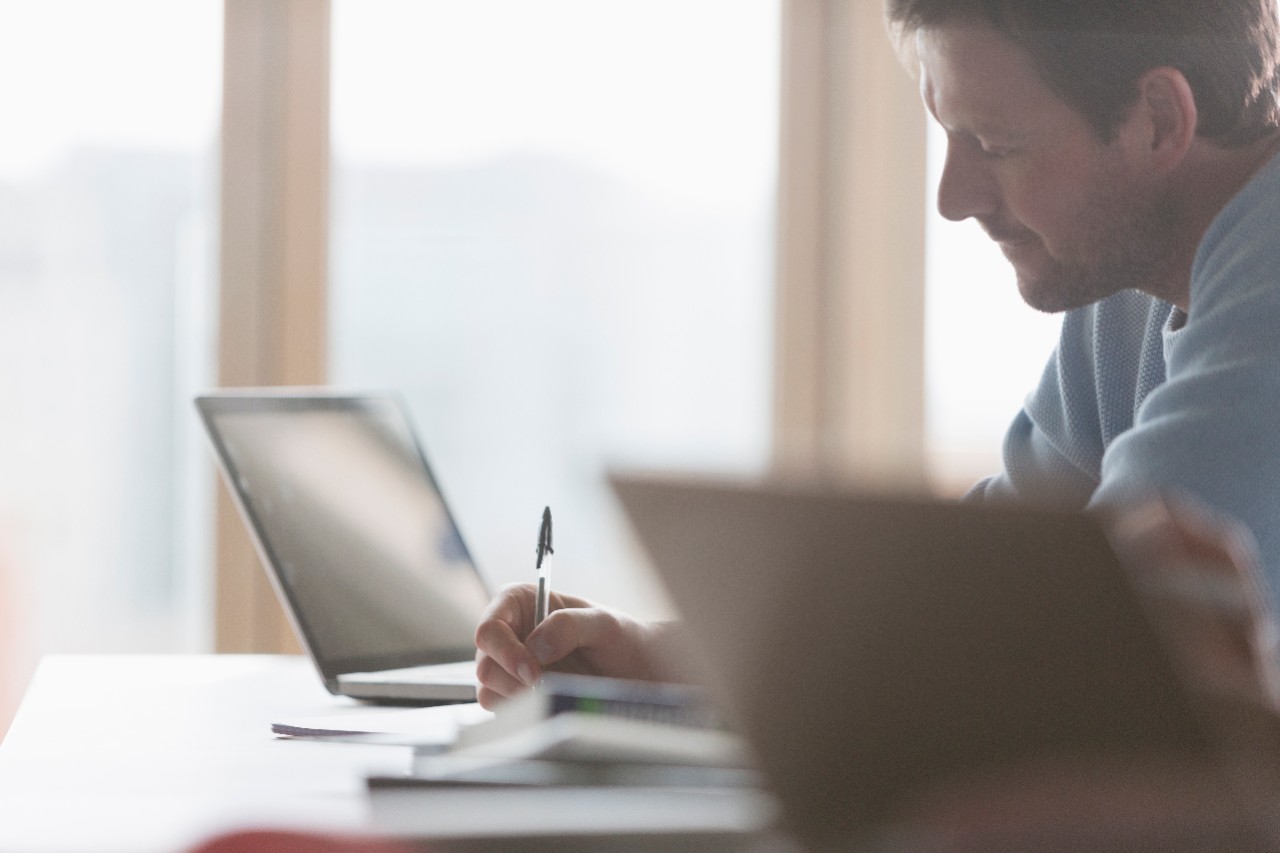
440, 672, 748, 769
384, 750, 762, 789
464, 672, 720, 737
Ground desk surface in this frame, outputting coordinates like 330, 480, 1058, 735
0, 655, 776, 853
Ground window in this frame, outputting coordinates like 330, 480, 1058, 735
923, 124, 1061, 494
0, 2, 222, 718
329, 1, 779, 614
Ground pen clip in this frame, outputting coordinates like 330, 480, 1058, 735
536, 506, 554, 569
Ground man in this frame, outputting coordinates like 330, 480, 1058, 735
911, 1, 1280, 557
475, 0, 1280, 714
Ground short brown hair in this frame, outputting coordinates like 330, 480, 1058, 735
886, 0, 1280, 145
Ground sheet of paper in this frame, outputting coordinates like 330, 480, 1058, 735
272, 701, 491, 743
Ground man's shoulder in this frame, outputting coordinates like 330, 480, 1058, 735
1193, 152, 1280, 285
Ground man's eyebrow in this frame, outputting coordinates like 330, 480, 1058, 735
924, 89, 1027, 142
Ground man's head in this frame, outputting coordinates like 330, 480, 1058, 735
887, 1, 1280, 313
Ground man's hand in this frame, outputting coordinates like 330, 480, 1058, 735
472, 583, 665, 710
886, 495, 1280, 851
1108, 494, 1280, 716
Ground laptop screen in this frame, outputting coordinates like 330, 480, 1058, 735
611, 474, 1210, 850
197, 393, 490, 677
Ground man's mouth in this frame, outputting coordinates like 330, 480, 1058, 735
982, 223, 1036, 245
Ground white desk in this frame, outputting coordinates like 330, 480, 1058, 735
0, 656, 777, 853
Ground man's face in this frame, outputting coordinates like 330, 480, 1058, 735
917, 24, 1174, 313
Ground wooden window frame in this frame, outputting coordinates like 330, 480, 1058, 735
214, 0, 330, 652
774, 0, 928, 487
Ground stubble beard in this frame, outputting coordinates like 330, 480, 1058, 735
1010, 179, 1178, 315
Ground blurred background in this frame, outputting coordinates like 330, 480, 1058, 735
0, 0, 1059, 736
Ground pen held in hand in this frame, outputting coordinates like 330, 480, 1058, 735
534, 506, 553, 627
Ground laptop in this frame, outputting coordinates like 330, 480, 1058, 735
609, 474, 1213, 850
196, 390, 491, 704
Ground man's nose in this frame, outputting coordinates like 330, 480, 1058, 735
936, 140, 999, 223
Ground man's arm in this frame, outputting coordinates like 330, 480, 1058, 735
969, 290, 1166, 509
1090, 162, 1280, 612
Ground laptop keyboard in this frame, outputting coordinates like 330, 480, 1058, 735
356, 661, 477, 684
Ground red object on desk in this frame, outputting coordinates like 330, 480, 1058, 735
191, 830, 416, 853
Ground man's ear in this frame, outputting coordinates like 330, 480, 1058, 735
1132, 67, 1198, 173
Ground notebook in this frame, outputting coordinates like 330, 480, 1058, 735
609, 473, 1212, 850
196, 391, 491, 704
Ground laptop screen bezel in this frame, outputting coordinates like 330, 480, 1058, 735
195, 390, 489, 687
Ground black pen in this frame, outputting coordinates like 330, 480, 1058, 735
534, 506, 553, 626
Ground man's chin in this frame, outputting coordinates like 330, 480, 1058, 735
1002, 245, 1073, 313
1015, 273, 1089, 315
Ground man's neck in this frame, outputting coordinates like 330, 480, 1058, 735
1157, 130, 1280, 313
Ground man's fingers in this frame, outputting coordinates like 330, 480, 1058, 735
474, 618, 541, 683
478, 582, 537, 631
527, 606, 620, 667
1119, 495, 1261, 575
473, 584, 543, 691
1112, 498, 1262, 619
1111, 499, 1210, 569
474, 652, 529, 709
1110, 495, 1280, 713
476, 685, 506, 712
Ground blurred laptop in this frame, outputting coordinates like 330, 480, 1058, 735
610, 474, 1212, 850
197, 391, 491, 704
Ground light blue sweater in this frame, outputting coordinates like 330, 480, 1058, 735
970, 151, 1280, 607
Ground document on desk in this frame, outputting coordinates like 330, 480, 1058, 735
271, 701, 491, 742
